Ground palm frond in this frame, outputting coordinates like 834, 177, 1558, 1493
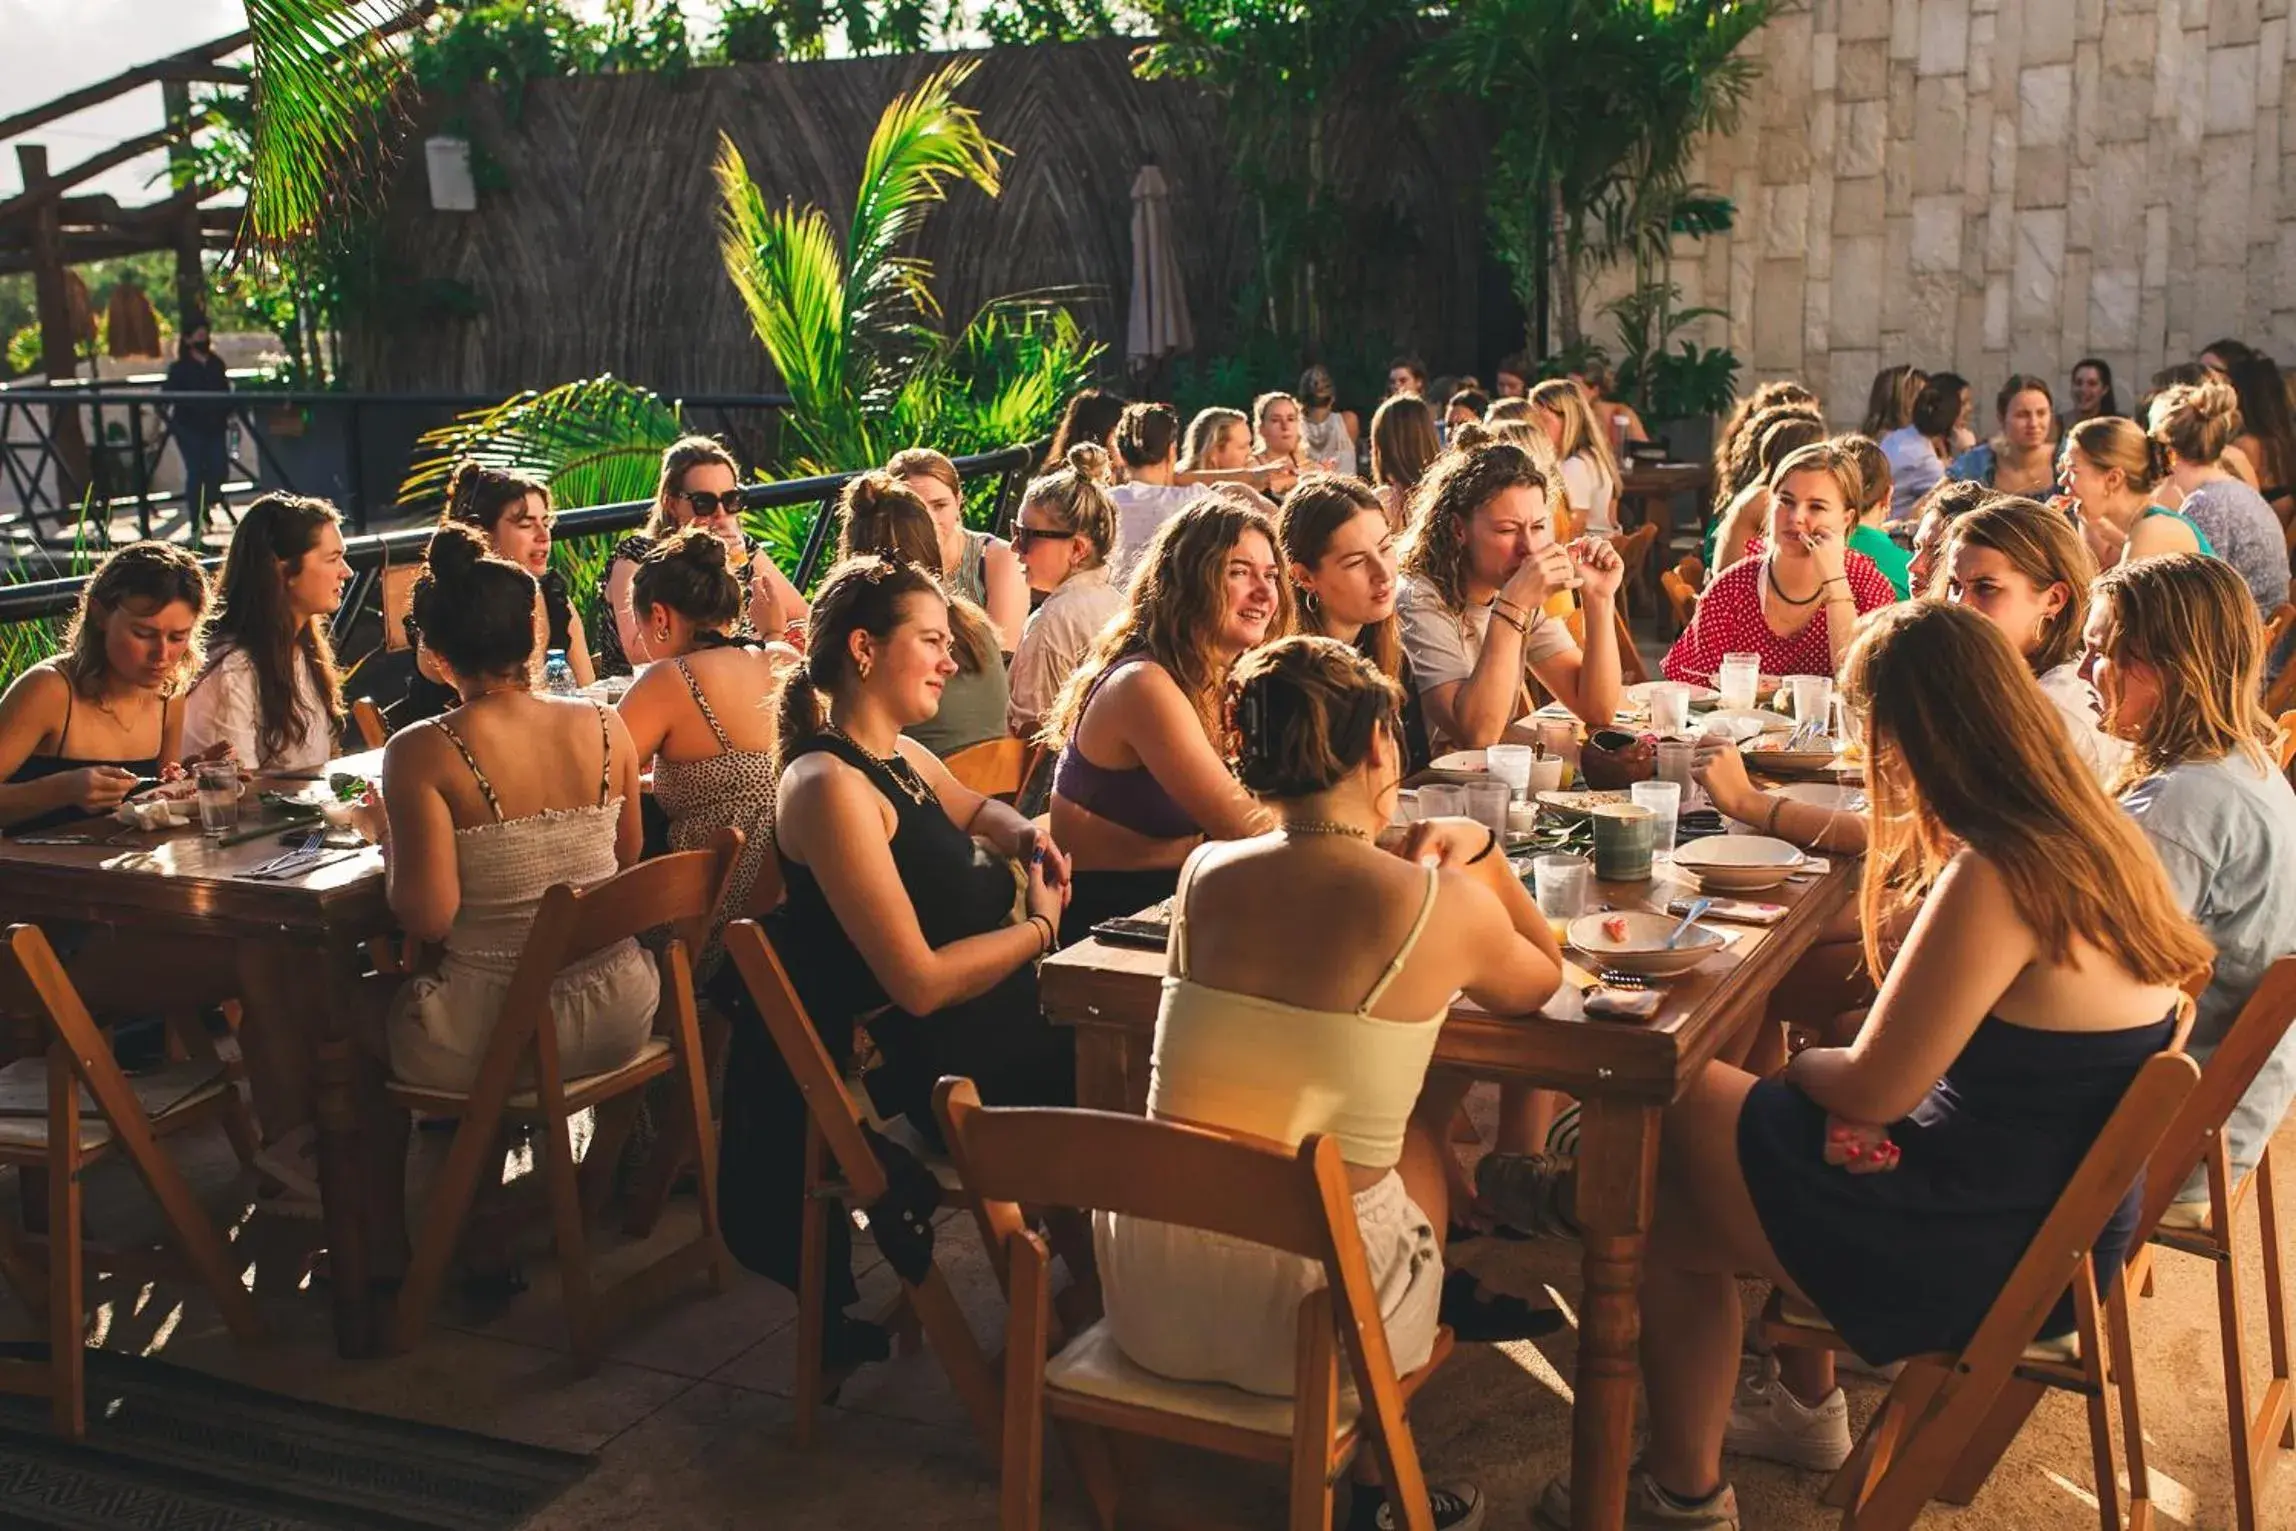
397, 375, 683, 514
843, 58, 1005, 338
715, 134, 859, 467
244, 0, 423, 249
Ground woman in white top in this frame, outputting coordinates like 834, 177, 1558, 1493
1099, 635, 1562, 1531
1253, 390, 1324, 481
1007, 446, 1124, 738
1528, 378, 1622, 534
1296, 364, 1360, 475
1938, 496, 2129, 784
1106, 403, 1215, 581
183, 491, 349, 776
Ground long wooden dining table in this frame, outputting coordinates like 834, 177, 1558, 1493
1037, 850, 1860, 1531
0, 747, 395, 1358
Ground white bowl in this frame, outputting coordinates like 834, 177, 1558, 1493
1567, 909, 1727, 977
1625, 680, 1721, 707
1426, 749, 1487, 776
1670, 834, 1806, 891
1699, 708, 1795, 744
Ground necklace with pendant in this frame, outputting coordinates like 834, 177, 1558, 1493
825, 721, 934, 807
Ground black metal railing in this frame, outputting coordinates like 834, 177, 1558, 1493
0, 441, 1043, 637
0, 381, 794, 543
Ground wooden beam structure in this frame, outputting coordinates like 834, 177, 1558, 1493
0, 32, 251, 145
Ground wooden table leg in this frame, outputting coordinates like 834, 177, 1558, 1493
239, 936, 381, 1358
1571, 1097, 1662, 1531
1072, 1026, 1150, 1115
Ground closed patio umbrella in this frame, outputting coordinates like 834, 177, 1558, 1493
1127, 165, 1194, 368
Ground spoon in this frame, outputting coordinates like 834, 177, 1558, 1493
1664, 897, 1714, 949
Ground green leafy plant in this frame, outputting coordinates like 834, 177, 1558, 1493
244, 1, 425, 251
1607, 280, 1738, 420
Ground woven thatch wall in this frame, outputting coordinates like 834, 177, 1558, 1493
340, 40, 1491, 398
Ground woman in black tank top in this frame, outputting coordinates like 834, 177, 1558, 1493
715, 556, 1071, 1362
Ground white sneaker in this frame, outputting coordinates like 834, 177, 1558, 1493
1723, 1355, 1851, 1470
1534, 1468, 1738, 1530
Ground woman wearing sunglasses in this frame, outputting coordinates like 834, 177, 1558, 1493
1007, 444, 1124, 738
596, 436, 811, 674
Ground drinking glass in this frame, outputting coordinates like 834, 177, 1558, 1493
1484, 743, 1535, 796
1646, 681, 1693, 738
1534, 719, 1579, 785
1630, 780, 1682, 855
1465, 780, 1512, 840
1417, 783, 1466, 820
195, 760, 240, 841
1656, 739, 1696, 791
1788, 674, 1834, 734
1524, 755, 1566, 796
1532, 854, 1591, 923
1717, 653, 1761, 711
1391, 788, 1424, 826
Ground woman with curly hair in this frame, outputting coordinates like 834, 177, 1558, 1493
1042, 496, 1291, 944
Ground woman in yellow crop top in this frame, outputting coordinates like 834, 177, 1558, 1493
1095, 636, 1566, 1530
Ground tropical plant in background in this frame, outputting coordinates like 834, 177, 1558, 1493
401, 59, 1097, 580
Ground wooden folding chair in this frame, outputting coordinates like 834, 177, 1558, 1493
1612, 522, 1658, 616
0, 925, 263, 1437
720, 918, 1002, 1452
944, 737, 1039, 800
350, 696, 390, 749
2276, 712, 2296, 779
387, 838, 739, 1372
1758, 1050, 2200, 1531
935, 1078, 1454, 1531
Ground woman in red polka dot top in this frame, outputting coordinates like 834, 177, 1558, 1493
1663, 439, 1898, 685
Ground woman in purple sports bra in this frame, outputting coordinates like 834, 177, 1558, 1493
1040, 497, 1292, 945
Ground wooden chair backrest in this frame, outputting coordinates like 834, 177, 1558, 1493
1675, 554, 1706, 589
381, 564, 422, 652
0, 925, 179, 1171
1662, 570, 1698, 629
350, 696, 389, 750
2277, 713, 2296, 775
1613, 522, 1657, 576
943, 736, 1035, 799
2262, 603, 2296, 655
2134, 956, 2296, 1237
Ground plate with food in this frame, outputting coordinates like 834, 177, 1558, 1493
114, 777, 197, 831
1534, 789, 1633, 820
1699, 708, 1795, 743
1567, 909, 1726, 978
1669, 834, 1806, 891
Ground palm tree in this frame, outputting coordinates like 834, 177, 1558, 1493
399, 57, 1096, 573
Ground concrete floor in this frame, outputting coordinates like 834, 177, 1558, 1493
9, 1087, 2296, 1530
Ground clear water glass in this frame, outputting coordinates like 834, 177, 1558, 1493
1788, 674, 1834, 735
1647, 682, 1692, 738
1656, 739, 1696, 791
1417, 783, 1466, 820
1630, 780, 1683, 855
1718, 653, 1761, 711
195, 760, 240, 841
1484, 743, 1535, 795
1465, 780, 1512, 839
1532, 854, 1591, 922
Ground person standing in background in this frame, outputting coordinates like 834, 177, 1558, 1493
163, 319, 233, 531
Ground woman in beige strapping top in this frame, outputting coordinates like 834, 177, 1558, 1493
1095, 636, 1565, 1531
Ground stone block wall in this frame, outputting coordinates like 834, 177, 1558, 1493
1642, 0, 2296, 425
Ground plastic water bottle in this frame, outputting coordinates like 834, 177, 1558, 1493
542, 648, 577, 696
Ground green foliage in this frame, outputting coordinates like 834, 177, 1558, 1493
244, 1, 424, 250
974, 0, 1132, 44
0, 502, 104, 694
399, 375, 685, 512
1605, 281, 1738, 420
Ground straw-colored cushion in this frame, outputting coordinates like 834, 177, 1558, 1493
0, 1059, 232, 1150
389, 1037, 672, 1112
1045, 1319, 1358, 1437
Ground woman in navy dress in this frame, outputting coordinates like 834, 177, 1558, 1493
1514, 600, 2209, 1530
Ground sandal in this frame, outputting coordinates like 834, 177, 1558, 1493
1438, 1270, 1565, 1343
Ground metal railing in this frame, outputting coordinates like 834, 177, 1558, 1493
0, 440, 1044, 636
0, 382, 794, 543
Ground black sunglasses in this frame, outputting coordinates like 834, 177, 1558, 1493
1010, 525, 1074, 550
677, 490, 742, 518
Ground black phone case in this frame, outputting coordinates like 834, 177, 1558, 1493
1089, 916, 1172, 951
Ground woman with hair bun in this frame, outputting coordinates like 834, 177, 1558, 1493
441, 459, 594, 684
1109, 402, 1223, 579
615, 527, 795, 973
834, 471, 1011, 759
183, 491, 350, 775
1007, 445, 1124, 738
1094, 634, 1563, 1530
2057, 415, 2211, 568
2149, 377, 2288, 613
717, 555, 1072, 1360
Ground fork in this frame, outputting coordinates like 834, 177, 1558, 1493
247, 830, 325, 878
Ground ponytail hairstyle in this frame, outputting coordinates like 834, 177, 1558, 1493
772, 556, 945, 775
1180, 407, 1249, 471
443, 458, 551, 537
1017, 446, 1118, 569
1278, 474, 1401, 681
1529, 376, 1621, 493
1045, 388, 1127, 473
1113, 402, 1180, 471
58, 541, 210, 700
1909, 375, 1963, 439
201, 491, 345, 762
632, 526, 744, 635
2067, 415, 2164, 497
646, 435, 743, 537
2148, 375, 2242, 467
833, 471, 998, 673
1835, 434, 1893, 518
1226, 635, 1402, 801
410, 522, 539, 681
1938, 495, 2097, 675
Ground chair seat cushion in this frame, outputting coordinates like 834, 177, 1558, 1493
1773, 1292, 2079, 1365
1044, 1318, 1358, 1438
2157, 1197, 2211, 1233
389, 1037, 672, 1112
0, 1059, 232, 1150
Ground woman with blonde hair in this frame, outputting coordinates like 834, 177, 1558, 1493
2148, 376, 2288, 613
1042, 497, 1290, 944
1859, 363, 1925, 439
2058, 414, 2212, 567
1253, 390, 1321, 476
1529, 377, 1623, 534
835, 472, 1010, 759
2091, 554, 2296, 1217
1369, 393, 1441, 530
1179, 407, 1250, 474
1509, 601, 2207, 1525
598, 435, 807, 672
1708, 412, 1828, 572
1007, 445, 1124, 737
1663, 440, 1896, 685
1396, 441, 1625, 750
886, 446, 1028, 651
1937, 496, 2127, 783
